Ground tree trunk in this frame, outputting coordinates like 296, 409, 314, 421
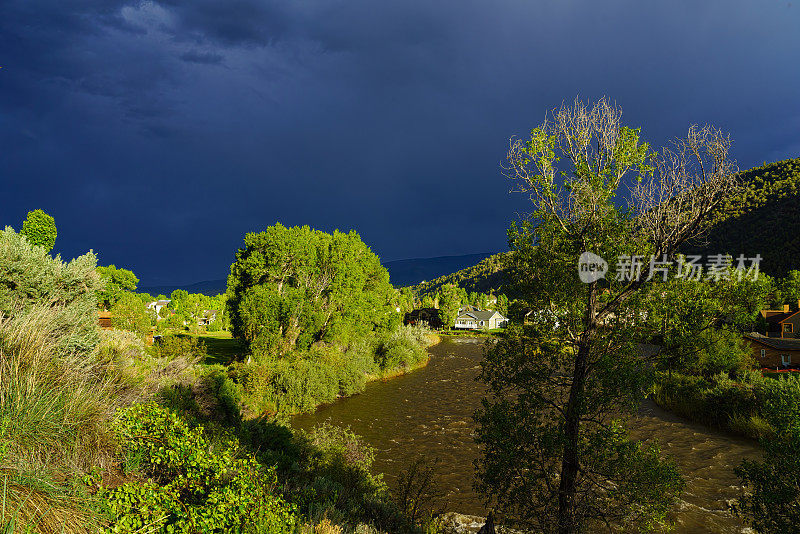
558, 284, 597, 534
557, 340, 591, 534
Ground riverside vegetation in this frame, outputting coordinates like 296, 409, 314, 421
0, 224, 442, 533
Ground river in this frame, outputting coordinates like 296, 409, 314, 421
291, 337, 761, 533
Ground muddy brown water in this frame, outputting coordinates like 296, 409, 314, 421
291, 337, 760, 533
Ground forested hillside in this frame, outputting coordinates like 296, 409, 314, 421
685, 156, 800, 276
408, 157, 800, 299
410, 252, 509, 297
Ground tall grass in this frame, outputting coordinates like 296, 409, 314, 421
652, 371, 787, 440
0, 307, 118, 533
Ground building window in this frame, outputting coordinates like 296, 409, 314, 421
782, 354, 792, 366
783, 323, 793, 333
761, 349, 766, 358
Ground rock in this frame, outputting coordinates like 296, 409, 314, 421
439, 512, 520, 534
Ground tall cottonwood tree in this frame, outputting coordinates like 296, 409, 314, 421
437, 283, 462, 328
474, 97, 740, 533
226, 224, 397, 358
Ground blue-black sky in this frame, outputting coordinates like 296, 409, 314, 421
2, 0, 799, 285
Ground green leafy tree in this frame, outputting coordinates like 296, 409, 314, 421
496, 294, 509, 315
399, 287, 416, 314
20, 209, 57, 252
170, 289, 189, 308
475, 97, 738, 533
437, 283, 461, 329
779, 270, 800, 307
111, 291, 151, 339
96, 264, 139, 309
227, 224, 395, 358
641, 263, 769, 376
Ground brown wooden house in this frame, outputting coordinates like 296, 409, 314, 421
744, 333, 800, 368
759, 301, 800, 338
404, 308, 443, 329
98, 310, 112, 330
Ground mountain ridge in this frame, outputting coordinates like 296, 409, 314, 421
139, 252, 500, 297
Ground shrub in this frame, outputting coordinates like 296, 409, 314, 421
233, 325, 432, 417
374, 326, 429, 371
96, 401, 297, 533
95, 328, 151, 392
652, 372, 760, 428
0, 226, 103, 357
393, 456, 447, 529
692, 328, 755, 378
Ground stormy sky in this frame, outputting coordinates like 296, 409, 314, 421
2, 0, 799, 285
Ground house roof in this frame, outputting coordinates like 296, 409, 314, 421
761, 310, 794, 324
779, 310, 800, 324
458, 310, 505, 321
745, 333, 800, 351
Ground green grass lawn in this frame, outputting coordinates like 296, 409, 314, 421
171, 330, 246, 365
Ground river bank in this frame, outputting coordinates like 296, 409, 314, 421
365, 332, 441, 381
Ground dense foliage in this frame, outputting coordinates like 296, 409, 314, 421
227, 224, 399, 358
168, 290, 229, 332
19, 208, 57, 252
652, 371, 776, 440
0, 223, 431, 533
230, 324, 431, 415
94, 402, 297, 533
110, 291, 151, 340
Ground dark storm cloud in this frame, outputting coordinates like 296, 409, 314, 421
1, 0, 799, 285
180, 50, 224, 65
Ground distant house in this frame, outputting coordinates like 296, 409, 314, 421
744, 332, 800, 368
147, 299, 171, 318
759, 302, 800, 338
404, 308, 444, 329
455, 309, 507, 330
98, 310, 112, 330
198, 309, 218, 326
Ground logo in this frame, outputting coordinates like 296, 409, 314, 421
578, 252, 608, 283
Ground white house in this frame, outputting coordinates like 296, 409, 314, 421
146, 299, 171, 317
454, 309, 508, 330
